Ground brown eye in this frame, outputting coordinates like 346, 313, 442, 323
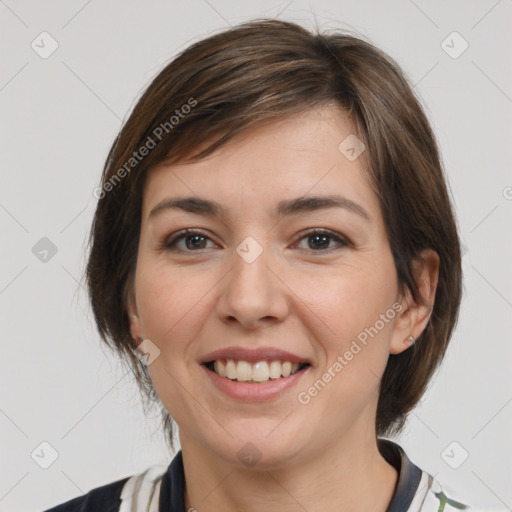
163, 229, 215, 251
295, 229, 349, 252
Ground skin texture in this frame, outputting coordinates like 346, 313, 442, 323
127, 104, 439, 511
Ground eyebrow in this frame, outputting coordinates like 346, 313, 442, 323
148, 194, 371, 222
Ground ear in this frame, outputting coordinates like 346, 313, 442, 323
125, 285, 143, 342
389, 248, 439, 355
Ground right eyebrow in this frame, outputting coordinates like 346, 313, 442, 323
148, 197, 222, 221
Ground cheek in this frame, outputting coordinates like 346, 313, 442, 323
292, 272, 399, 427
135, 263, 197, 354
134, 258, 225, 377
133, 264, 213, 428
297, 257, 398, 346
293, 256, 399, 412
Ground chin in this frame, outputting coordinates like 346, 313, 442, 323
203, 421, 311, 470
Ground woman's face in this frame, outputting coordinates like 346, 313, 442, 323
129, 105, 414, 467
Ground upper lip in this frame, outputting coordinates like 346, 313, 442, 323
200, 346, 311, 365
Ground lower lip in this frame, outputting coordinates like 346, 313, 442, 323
202, 365, 310, 402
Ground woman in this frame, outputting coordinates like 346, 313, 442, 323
45, 18, 472, 512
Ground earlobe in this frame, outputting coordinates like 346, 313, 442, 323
389, 249, 439, 355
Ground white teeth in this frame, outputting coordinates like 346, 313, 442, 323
236, 361, 252, 382
252, 361, 269, 382
225, 359, 237, 380
269, 360, 282, 379
210, 359, 304, 382
281, 361, 292, 377
214, 360, 226, 377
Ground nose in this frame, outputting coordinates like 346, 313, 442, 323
215, 240, 290, 330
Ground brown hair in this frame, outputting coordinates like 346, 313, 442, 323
85, 18, 462, 448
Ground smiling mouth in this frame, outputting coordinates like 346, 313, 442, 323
204, 359, 310, 383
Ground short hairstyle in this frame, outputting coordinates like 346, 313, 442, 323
85, 18, 462, 447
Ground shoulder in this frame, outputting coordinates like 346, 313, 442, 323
410, 471, 489, 512
42, 476, 130, 512
42, 465, 167, 512
377, 439, 481, 512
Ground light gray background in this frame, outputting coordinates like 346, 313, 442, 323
1, 1, 511, 511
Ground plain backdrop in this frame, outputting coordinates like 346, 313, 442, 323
0, 1, 511, 510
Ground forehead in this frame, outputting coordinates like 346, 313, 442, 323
141, 105, 379, 222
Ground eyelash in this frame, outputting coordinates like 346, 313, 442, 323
161, 228, 350, 254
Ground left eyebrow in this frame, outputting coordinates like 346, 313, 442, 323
147, 194, 371, 222
276, 195, 370, 221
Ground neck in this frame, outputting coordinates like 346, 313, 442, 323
179, 427, 398, 512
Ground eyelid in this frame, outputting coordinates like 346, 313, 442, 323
162, 228, 217, 250
162, 227, 351, 253
293, 228, 350, 251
